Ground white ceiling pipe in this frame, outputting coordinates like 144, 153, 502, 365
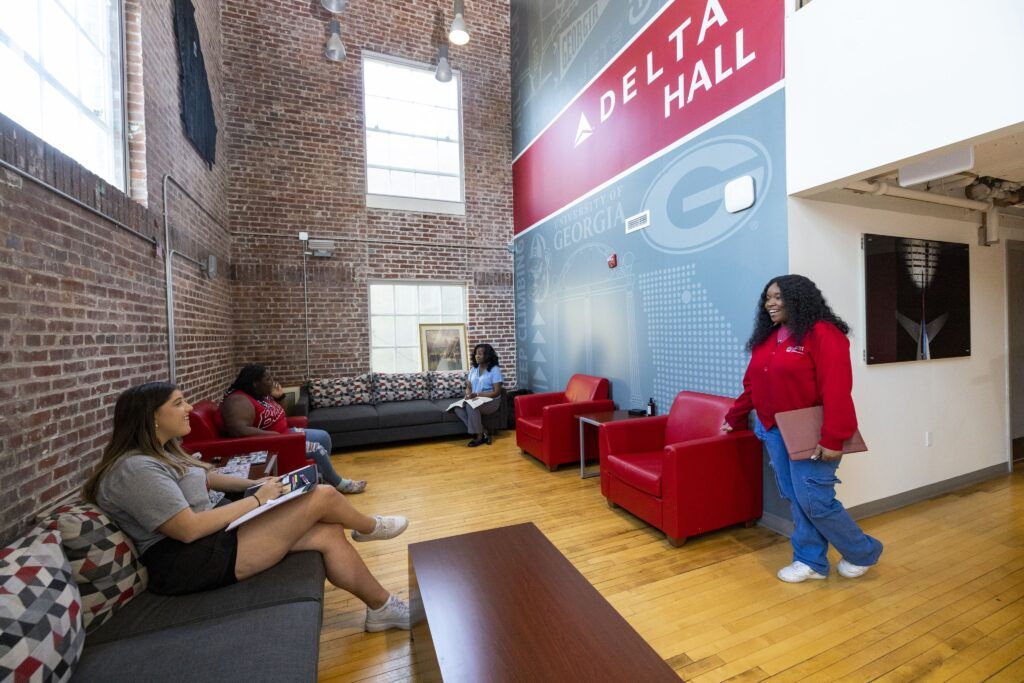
847, 180, 992, 212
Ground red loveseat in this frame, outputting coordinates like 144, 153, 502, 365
515, 374, 614, 471
599, 391, 762, 546
182, 400, 312, 473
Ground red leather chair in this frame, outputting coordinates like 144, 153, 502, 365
515, 374, 614, 471
599, 391, 762, 546
182, 400, 312, 473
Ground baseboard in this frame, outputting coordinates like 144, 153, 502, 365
845, 462, 1010, 521
756, 462, 1010, 538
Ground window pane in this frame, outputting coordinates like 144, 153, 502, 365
413, 173, 438, 200
0, 1, 41, 58
437, 176, 461, 202
440, 315, 464, 324
371, 315, 395, 347
366, 130, 389, 167
394, 285, 418, 314
390, 170, 415, 197
438, 141, 459, 175
419, 286, 441, 314
371, 348, 396, 373
0, 44, 43, 136
369, 284, 393, 314
395, 347, 420, 372
42, 0, 78, 92
419, 314, 441, 325
441, 287, 463, 316
395, 316, 419, 346
367, 167, 390, 195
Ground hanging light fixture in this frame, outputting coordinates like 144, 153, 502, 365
321, 0, 347, 12
325, 19, 346, 61
449, 0, 469, 45
435, 44, 452, 82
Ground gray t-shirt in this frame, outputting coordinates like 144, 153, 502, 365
96, 453, 216, 554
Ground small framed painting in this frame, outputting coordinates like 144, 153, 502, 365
419, 323, 469, 372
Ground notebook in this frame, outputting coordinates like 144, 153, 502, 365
774, 406, 867, 461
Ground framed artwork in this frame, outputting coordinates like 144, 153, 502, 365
864, 234, 971, 365
419, 323, 469, 372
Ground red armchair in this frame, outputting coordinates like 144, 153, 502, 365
515, 374, 615, 471
599, 391, 762, 546
182, 400, 312, 473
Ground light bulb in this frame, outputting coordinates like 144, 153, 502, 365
449, 13, 469, 45
325, 20, 346, 61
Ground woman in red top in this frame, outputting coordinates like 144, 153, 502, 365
221, 365, 366, 494
723, 275, 882, 583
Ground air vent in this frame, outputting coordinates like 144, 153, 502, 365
624, 210, 650, 234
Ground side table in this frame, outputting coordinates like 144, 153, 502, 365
577, 411, 646, 479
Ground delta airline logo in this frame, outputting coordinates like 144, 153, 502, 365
513, 0, 784, 234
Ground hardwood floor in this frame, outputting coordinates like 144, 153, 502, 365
318, 432, 1024, 682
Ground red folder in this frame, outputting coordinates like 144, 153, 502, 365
774, 406, 867, 461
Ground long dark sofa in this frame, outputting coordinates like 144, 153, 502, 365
296, 384, 509, 449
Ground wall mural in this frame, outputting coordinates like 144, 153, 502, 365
863, 235, 972, 365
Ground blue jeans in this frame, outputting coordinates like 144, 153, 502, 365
754, 416, 883, 575
293, 427, 342, 486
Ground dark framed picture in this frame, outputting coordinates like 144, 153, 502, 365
864, 234, 970, 365
419, 324, 469, 372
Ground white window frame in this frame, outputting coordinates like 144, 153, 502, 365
368, 280, 469, 373
361, 51, 466, 216
0, 0, 128, 190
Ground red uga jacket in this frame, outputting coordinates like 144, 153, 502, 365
725, 321, 857, 451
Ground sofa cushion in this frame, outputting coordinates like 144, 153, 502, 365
309, 374, 374, 408
0, 527, 85, 683
605, 451, 664, 497
376, 400, 444, 428
431, 398, 463, 422
75, 601, 322, 683
39, 503, 147, 633
429, 371, 467, 400
308, 404, 379, 434
516, 416, 543, 440
375, 373, 429, 402
84, 550, 325, 648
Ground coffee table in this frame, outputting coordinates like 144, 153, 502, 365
578, 410, 646, 479
408, 523, 678, 682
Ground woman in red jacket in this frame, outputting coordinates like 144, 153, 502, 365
723, 275, 882, 583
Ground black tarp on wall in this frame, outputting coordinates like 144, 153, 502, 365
173, 0, 217, 167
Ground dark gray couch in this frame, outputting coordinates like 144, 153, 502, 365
73, 551, 325, 682
296, 386, 509, 449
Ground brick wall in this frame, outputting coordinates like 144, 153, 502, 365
222, 0, 515, 386
0, 0, 232, 543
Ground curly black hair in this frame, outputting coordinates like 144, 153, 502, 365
225, 364, 270, 399
470, 343, 500, 370
746, 274, 850, 350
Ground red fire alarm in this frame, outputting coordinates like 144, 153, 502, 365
607, 253, 617, 268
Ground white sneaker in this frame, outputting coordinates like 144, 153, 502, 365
838, 558, 871, 578
364, 594, 411, 632
351, 514, 408, 542
777, 561, 827, 583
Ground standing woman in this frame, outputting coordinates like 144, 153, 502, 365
84, 382, 410, 631
723, 275, 883, 583
220, 364, 366, 494
454, 343, 503, 447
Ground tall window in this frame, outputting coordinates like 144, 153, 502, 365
0, 0, 126, 189
362, 52, 464, 215
370, 282, 466, 373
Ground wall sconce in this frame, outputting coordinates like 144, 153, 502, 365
321, 0, 347, 12
449, 0, 469, 45
435, 45, 452, 82
307, 239, 336, 257
325, 19, 346, 61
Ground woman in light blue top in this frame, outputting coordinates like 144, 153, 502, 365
454, 343, 503, 447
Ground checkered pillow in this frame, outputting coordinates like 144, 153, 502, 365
429, 371, 468, 400
0, 527, 85, 682
376, 373, 430, 402
308, 374, 375, 408
40, 503, 147, 633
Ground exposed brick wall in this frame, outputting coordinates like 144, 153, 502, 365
0, 0, 232, 543
222, 0, 516, 387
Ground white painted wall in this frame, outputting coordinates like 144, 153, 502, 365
788, 196, 1010, 508
786, 0, 1024, 195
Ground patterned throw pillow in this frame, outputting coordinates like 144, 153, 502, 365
40, 503, 147, 633
308, 374, 375, 408
0, 527, 85, 682
429, 371, 468, 400
376, 373, 430, 402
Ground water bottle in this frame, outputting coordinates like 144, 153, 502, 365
646, 397, 655, 416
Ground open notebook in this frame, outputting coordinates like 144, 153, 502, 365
227, 464, 318, 530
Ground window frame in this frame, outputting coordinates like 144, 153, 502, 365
361, 50, 466, 216
367, 280, 469, 373
0, 0, 129, 190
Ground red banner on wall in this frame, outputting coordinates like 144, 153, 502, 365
512, 0, 784, 234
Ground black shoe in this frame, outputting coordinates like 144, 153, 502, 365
468, 437, 483, 447
483, 433, 492, 445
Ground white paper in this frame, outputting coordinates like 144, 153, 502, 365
445, 396, 493, 411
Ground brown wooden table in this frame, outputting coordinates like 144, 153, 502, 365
408, 523, 679, 682
578, 410, 647, 479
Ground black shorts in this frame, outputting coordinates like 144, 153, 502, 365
142, 528, 239, 595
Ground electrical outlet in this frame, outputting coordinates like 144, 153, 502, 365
924, 431, 933, 447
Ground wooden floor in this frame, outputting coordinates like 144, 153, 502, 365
319, 432, 1024, 682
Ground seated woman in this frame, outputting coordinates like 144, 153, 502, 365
220, 364, 366, 494
83, 382, 410, 631
453, 343, 503, 447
